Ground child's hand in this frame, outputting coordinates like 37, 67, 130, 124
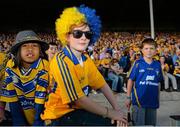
125, 99, 131, 111
109, 109, 127, 126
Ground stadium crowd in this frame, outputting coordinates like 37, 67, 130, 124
0, 30, 180, 126
1, 31, 180, 93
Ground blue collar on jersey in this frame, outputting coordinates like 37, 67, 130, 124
139, 57, 155, 65
63, 46, 87, 65
30, 58, 42, 69
19, 58, 41, 75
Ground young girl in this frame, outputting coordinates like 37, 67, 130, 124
0, 30, 49, 126
41, 5, 127, 126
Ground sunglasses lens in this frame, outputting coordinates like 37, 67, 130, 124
84, 31, 93, 39
71, 30, 92, 39
72, 30, 83, 39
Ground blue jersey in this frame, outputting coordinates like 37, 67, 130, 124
128, 57, 163, 108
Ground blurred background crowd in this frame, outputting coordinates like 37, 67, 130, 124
1, 31, 180, 93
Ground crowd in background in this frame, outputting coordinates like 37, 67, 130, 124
1, 31, 180, 92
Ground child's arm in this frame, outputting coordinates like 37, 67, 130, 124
75, 92, 127, 125
125, 79, 134, 111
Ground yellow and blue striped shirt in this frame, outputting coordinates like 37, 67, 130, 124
0, 58, 49, 125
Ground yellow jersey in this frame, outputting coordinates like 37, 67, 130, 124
0, 58, 49, 125
41, 46, 106, 120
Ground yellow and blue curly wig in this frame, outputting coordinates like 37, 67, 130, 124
55, 5, 102, 45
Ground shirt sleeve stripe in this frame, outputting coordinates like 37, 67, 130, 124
60, 57, 78, 100
133, 85, 141, 107
4, 77, 13, 84
58, 54, 78, 101
37, 78, 48, 88
62, 61, 78, 99
0, 89, 17, 97
35, 91, 46, 99
56, 54, 73, 102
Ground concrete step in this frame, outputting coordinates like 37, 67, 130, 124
90, 91, 180, 110
89, 91, 180, 126
89, 91, 180, 107
160, 91, 180, 101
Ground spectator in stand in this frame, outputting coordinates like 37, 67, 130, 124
174, 49, 180, 89
91, 50, 102, 69
99, 47, 107, 60
108, 53, 124, 93
173, 48, 180, 66
159, 55, 178, 92
46, 42, 58, 61
163, 48, 175, 74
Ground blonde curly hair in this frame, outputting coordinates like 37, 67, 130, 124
55, 5, 102, 46
55, 7, 86, 45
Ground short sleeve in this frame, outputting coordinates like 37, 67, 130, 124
35, 60, 49, 104
127, 61, 138, 81
87, 58, 106, 90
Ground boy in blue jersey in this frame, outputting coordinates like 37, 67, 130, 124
125, 38, 163, 126
0, 30, 49, 126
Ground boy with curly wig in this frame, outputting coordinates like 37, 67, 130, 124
41, 5, 127, 126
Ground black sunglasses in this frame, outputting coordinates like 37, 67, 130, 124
69, 30, 93, 39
